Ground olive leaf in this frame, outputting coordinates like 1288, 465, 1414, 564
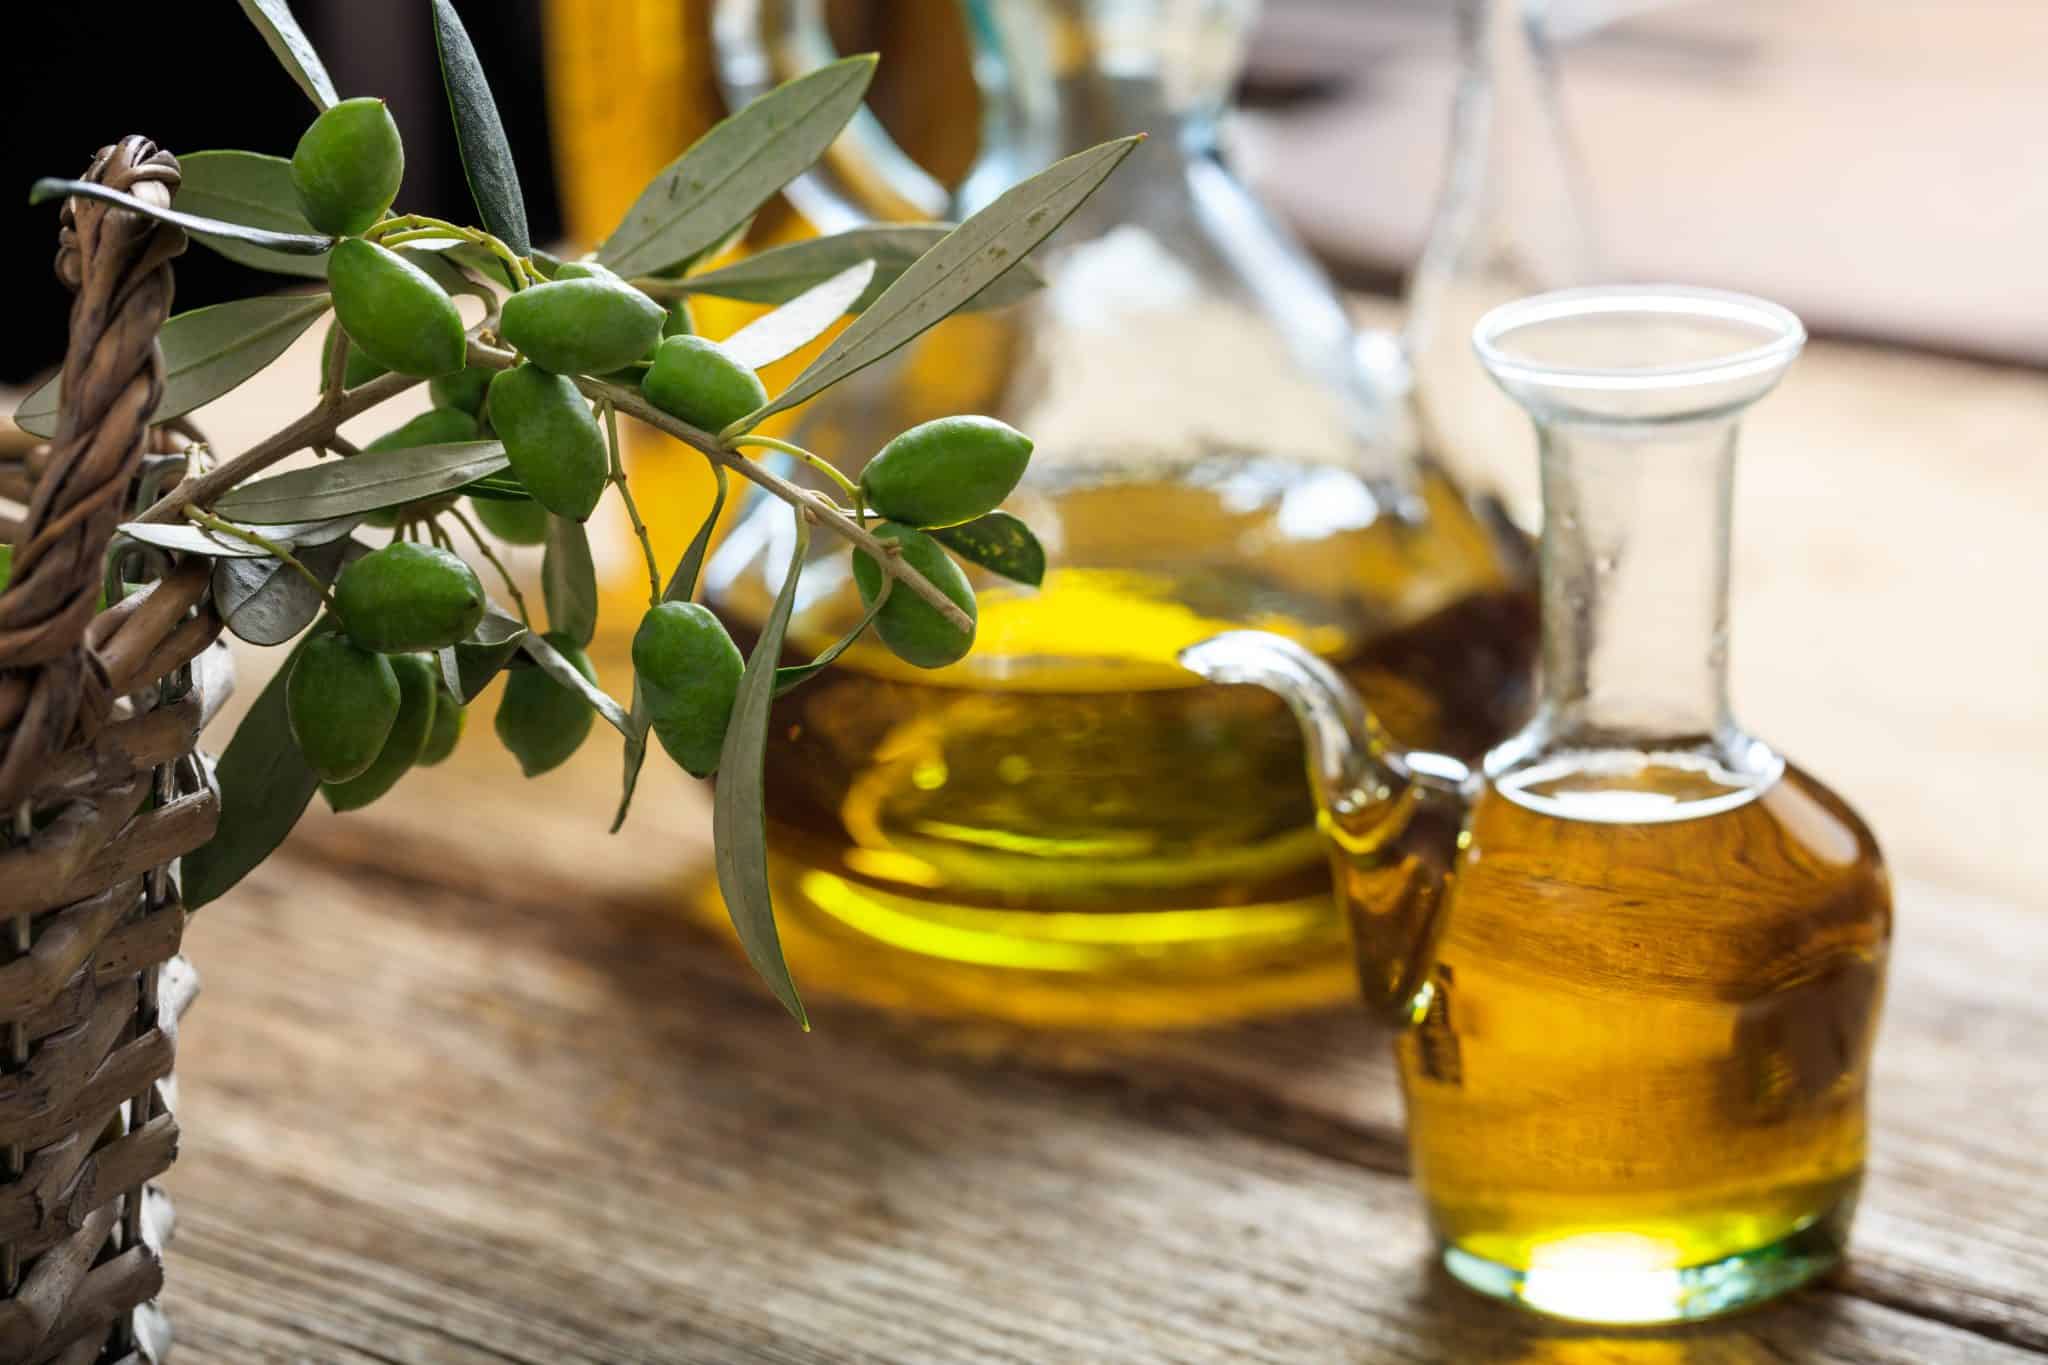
234, 0, 338, 110
216, 441, 509, 524
714, 512, 811, 1027
520, 634, 632, 737
438, 605, 529, 702
732, 135, 1142, 434
174, 151, 329, 278
213, 535, 364, 647
597, 55, 877, 278
184, 631, 324, 910
28, 178, 336, 254
932, 512, 1045, 588
681, 226, 1044, 313
428, 0, 531, 257
614, 464, 730, 832
16, 291, 334, 439
542, 514, 598, 648
113, 524, 273, 560
774, 579, 888, 696
462, 477, 532, 502
719, 260, 876, 372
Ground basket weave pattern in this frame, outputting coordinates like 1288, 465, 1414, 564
0, 137, 229, 1364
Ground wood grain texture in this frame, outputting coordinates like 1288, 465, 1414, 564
153, 796, 2044, 1363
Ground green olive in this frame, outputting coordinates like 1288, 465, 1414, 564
495, 633, 597, 777
327, 238, 467, 379
287, 634, 401, 782
323, 654, 437, 811
641, 335, 767, 434
553, 260, 621, 282
631, 602, 744, 777
290, 97, 404, 236
416, 684, 466, 767
485, 364, 607, 521
428, 364, 494, 415
470, 495, 549, 545
500, 277, 666, 377
851, 522, 978, 669
322, 320, 389, 390
334, 542, 485, 653
859, 416, 1033, 529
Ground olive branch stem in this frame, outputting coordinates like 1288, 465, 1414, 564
134, 368, 427, 525
183, 509, 336, 609
600, 399, 662, 609
447, 506, 530, 627
461, 341, 974, 635
364, 213, 539, 287
729, 434, 861, 504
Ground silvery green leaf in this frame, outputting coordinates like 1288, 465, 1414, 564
773, 581, 888, 695
733, 136, 1140, 434
429, 0, 531, 256
614, 463, 729, 833
16, 291, 333, 439
681, 226, 1044, 313
597, 55, 876, 278
216, 441, 509, 524
719, 260, 875, 371
184, 630, 324, 910
114, 523, 273, 559
932, 512, 1045, 588
28, 178, 335, 254
439, 605, 529, 702
235, 0, 338, 110
174, 150, 329, 278
713, 512, 810, 1026
521, 634, 631, 736
212, 536, 364, 646
542, 514, 598, 648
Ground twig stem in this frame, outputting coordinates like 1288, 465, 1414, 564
601, 400, 662, 609
730, 434, 861, 504
448, 507, 530, 628
184, 510, 336, 608
133, 369, 425, 525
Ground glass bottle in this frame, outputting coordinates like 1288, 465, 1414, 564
1402, 0, 1600, 528
1181, 286, 1892, 1322
701, 0, 1538, 1027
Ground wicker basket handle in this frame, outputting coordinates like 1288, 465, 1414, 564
0, 137, 187, 810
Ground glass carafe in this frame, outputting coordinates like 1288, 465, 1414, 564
1403, 0, 1601, 529
703, 0, 1538, 1027
1182, 287, 1892, 1322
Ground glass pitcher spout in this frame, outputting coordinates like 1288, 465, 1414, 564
1177, 632, 1472, 1023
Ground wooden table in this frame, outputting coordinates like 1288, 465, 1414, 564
151, 329, 2046, 1362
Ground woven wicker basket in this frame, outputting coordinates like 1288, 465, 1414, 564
0, 137, 229, 1364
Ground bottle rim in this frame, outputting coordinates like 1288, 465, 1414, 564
1471, 285, 1807, 395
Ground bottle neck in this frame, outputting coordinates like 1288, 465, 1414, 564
1535, 417, 1736, 746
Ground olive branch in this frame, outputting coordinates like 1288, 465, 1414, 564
17, 0, 1135, 1027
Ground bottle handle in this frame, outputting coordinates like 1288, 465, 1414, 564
710, 0, 1060, 230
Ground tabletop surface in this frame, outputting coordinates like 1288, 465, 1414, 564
153, 326, 2048, 1362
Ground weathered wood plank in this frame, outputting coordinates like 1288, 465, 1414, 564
158, 840, 2044, 1363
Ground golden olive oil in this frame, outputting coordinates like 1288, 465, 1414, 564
1403, 758, 1890, 1318
714, 463, 1535, 1027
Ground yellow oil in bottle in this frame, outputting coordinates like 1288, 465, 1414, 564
714, 462, 1536, 1027
1403, 756, 1891, 1320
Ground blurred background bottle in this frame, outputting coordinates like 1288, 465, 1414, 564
660, 0, 1542, 1027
